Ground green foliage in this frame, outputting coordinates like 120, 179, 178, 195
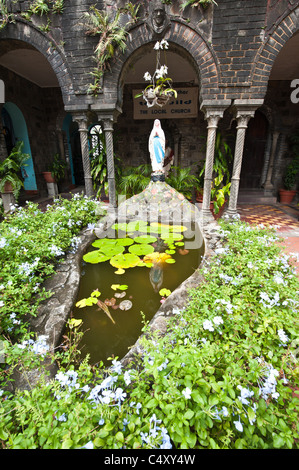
83, 4, 140, 95
118, 164, 152, 197
283, 133, 299, 190
0, 194, 104, 342
0, 141, 30, 199
166, 166, 198, 199
48, 153, 67, 183
0, 220, 298, 449
180, 0, 218, 9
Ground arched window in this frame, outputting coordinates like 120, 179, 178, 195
89, 124, 104, 158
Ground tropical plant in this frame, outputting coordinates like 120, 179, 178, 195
83, 4, 140, 95
118, 164, 152, 197
282, 134, 299, 190
48, 153, 67, 183
90, 129, 122, 200
0, 141, 30, 199
199, 131, 233, 212
166, 166, 198, 200
180, 0, 218, 9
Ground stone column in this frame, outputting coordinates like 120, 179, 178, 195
0, 104, 8, 162
102, 117, 117, 208
72, 113, 94, 197
200, 100, 231, 221
263, 129, 280, 193
225, 100, 263, 219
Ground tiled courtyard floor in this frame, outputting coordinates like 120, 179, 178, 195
237, 203, 299, 277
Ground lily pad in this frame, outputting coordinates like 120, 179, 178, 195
111, 284, 128, 291
114, 268, 125, 275
170, 225, 188, 232
161, 232, 184, 241
134, 235, 157, 244
165, 249, 176, 254
99, 245, 125, 258
110, 253, 141, 269
159, 288, 171, 297
115, 291, 126, 298
143, 252, 171, 264
165, 258, 176, 264
83, 250, 110, 264
92, 238, 117, 249
128, 243, 155, 256
127, 220, 148, 232
115, 238, 134, 246
119, 300, 133, 310
175, 241, 185, 247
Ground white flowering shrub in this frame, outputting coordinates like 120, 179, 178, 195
0, 220, 298, 449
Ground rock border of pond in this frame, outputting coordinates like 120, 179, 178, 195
13, 184, 226, 390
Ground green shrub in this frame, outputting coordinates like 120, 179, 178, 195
0, 219, 298, 449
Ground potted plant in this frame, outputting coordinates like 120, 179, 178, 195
0, 141, 30, 200
43, 154, 67, 184
279, 134, 299, 204
135, 40, 177, 108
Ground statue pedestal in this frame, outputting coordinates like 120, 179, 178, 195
1, 192, 16, 212
46, 182, 58, 197
151, 173, 165, 182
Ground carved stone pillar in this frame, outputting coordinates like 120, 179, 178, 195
263, 129, 280, 193
0, 104, 8, 162
72, 113, 94, 197
102, 118, 116, 208
225, 100, 263, 219
200, 100, 231, 221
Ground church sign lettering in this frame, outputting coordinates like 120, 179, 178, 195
133, 87, 198, 119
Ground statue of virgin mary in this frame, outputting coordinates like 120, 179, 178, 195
148, 119, 165, 175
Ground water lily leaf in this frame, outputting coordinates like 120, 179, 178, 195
111, 284, 128, 291
92, 238, 117, 248
134, 235, 157, 244
126, 220, 148, 233
76, 296, 99, 308
165, 258, 176, 264
161, 233, 184, 241
175, 241, 185, 246
119, 300, 132, 310
115, 238, 134, 246
143, 252, 171, 264
68, 318, 83, 328
111, 223, 128, 232
170, 225, 188, 232
91, 290, 101, 298
99, 245, 125, 258
159, 288, 171, 297
165, 249, 176, 254
110, 253, 141, 269
114, 268, 125, 275
104, 298, 116, 306
83, 250, 110, 264
128, 243, 155, 256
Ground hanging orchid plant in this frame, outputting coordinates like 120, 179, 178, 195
135, 39, 177, 108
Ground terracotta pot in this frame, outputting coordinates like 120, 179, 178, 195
3, 181, 14, 193
42, 171, 55, 183
279, 189, 296, 204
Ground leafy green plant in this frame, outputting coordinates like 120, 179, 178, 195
48, 153, 67, 183
180, 0, 218, 10
283, 134, 299, 190
0, 141, 30, 199
118, 164, 152, 197
83, 4, 140, 95
166, 166, 198, 200
0, 219, 298, 449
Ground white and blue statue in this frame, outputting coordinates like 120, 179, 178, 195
148, 119, 166, 179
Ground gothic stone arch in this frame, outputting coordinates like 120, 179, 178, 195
0, 20, 75, 105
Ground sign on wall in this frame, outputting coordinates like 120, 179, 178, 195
133, 87, 198, 120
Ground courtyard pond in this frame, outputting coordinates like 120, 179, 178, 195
71, 220, 204, 365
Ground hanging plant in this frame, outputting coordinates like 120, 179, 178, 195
135, 40, 177, 108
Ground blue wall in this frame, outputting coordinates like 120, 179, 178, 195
3, 102, 37, 192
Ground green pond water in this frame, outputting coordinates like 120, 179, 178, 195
72, 221, 204, 365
